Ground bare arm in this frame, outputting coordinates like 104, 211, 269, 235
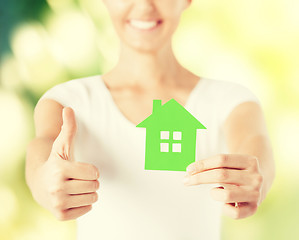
25, 99, 63, 189
223, 101, 275, 203
25, 99, 99, 220
184, 101, 275, 219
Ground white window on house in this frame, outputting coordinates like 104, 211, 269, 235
160, 143, 169, 152
160, 130, 182, 153
173, 131, 182, 140
172, 143, 181, 152
160, 131, 169, 139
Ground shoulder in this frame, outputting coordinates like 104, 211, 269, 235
37, 75, 101, 112
205, 78, 259, 102
201, 78, 254, 95
49, 74, 101, 91
197, 78, 260, 125
39, 75, 101, 100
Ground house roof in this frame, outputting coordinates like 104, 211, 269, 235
136, 99, 206, 130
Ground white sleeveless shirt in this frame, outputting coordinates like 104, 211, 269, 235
38, 75, 260, 240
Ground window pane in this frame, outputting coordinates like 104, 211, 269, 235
172, 143, 181, 152
160, 143, 169, 152
160, 131, 169, 139
173, 131, 182, 140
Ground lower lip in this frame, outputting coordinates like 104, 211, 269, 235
127, 21, 163, 32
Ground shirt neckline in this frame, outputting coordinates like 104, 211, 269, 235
98, 75, 205, 129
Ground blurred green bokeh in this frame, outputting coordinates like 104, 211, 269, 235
1, 0, 298, 239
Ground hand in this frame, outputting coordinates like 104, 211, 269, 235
184, 154, 263, 219
33, 107, 100, 221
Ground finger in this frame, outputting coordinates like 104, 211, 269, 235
210, 186, 260, 203
65, 192, 98, 209
58, 205, 92, 221
65, 179, 100, 194
222, 202, 258, 219
186, 154, 258, 174
65, 161, 100, 180
52, 107, 77, 161
183, 168, 251, 186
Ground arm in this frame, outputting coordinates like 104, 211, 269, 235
26, 99, 99, 220
184, 101, 275, 219
223, 101, 275, 203
25, 99, 64, 189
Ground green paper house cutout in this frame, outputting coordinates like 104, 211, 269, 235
136, 99, 206, 171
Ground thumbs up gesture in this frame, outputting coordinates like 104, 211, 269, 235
33, 107, 100, 221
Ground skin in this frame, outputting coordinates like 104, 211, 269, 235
184, 106, 275, 219
26, 0, 275, 221
26, 106, 100, 220
102, 0, 275, 219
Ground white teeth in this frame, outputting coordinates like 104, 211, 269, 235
129, 20, 158, 30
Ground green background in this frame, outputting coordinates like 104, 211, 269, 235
1, 0, 298, 239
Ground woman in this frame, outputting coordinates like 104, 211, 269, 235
26, 0, 275, 239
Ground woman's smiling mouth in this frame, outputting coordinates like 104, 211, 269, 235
127, 19, 163, 31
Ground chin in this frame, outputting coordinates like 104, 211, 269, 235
129, 44, 160, 53
123, 38, 170, 54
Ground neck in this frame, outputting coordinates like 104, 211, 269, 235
109, 41, 185, 88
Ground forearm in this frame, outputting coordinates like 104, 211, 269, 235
232, 134, 275, 203
25, 137, 55, 190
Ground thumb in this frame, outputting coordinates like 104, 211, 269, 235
52, 107, 77, 161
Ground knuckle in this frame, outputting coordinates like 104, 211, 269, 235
217, 154, 227, 166
94, 180, 100, 190
248, 156, 259, 170
217, 169, 228, 181
257, 174, 264, 184
55, 210, 68, 221
91, 181, 97, 191
52, 166, 65, 181
52, 197, 66, 211
49, 184, 64, 196
252, 190, 260, 201
92, 192, 98, 202
251, 203, 258, 214
224, 191, 233, 202
252, 174, 263, 190
77, 162, 98, 179
232, 209, 241, 220
196, 161, 204, 171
